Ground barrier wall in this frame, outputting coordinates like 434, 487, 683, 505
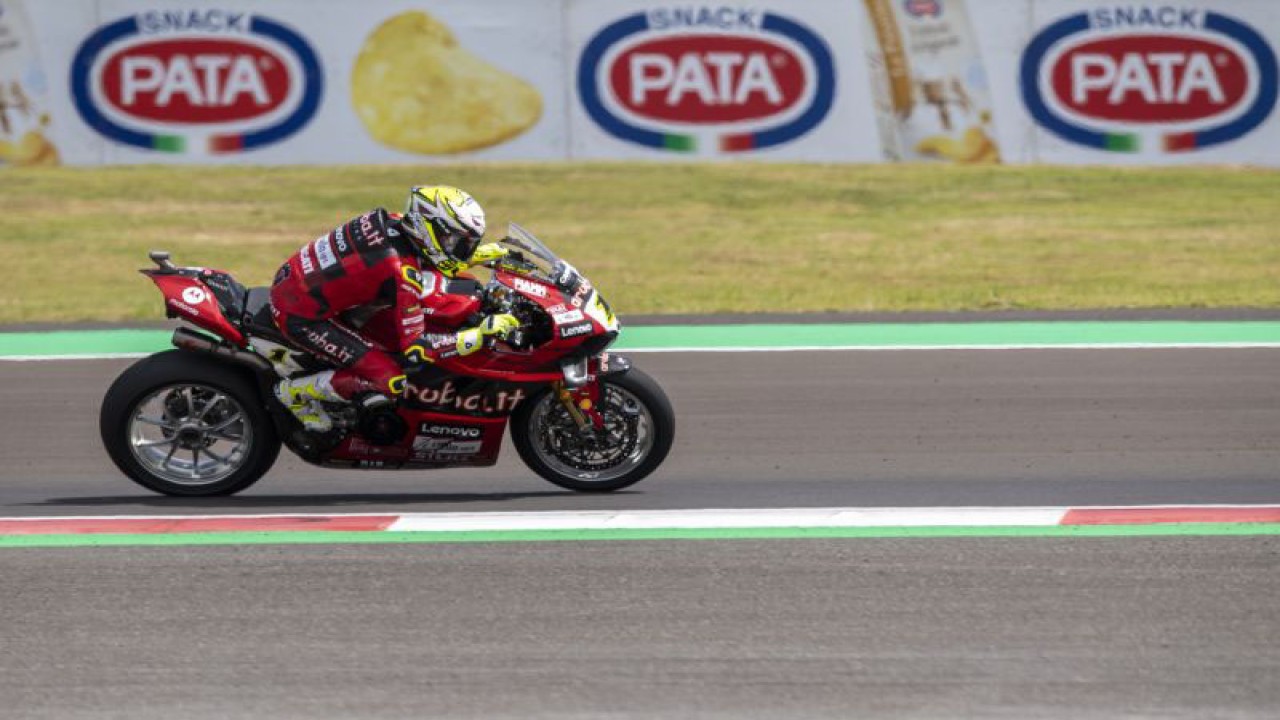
1, 0, 1276, 166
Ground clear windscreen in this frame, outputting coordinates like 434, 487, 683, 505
494, 222, 561, 283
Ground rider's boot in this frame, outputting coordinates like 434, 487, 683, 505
274, 370, 341, 433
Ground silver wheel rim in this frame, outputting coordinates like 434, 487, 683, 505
127, 384, 253, 487
528, 384, 655, 484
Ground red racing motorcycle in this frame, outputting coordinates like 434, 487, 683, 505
100, 224, 674, 496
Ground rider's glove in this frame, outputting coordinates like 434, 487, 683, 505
404, 336, 445, 366
456, 313, 519, 356
468, 243, 509, 266
480, 313, 519, 338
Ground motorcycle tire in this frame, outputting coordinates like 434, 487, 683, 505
100, 350, 281, 497
511, 367, 674, 492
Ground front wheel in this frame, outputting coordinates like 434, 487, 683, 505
100, 350, 281, 496
512, 367, 674, 492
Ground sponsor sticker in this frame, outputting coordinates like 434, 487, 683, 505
411, 436, 483, 458
166, 298, 201, 316
552, 308, 586, 325
299, 244, 315, 274
560, 321, 594, 339
70, 9, 323, 154
181, 286, 207, 304
418, 423, 483, 439
405, 380, 526, 416
313, 236, 337, 269
1021, 7, 1278, 153
578, 6, 837, 153
512, 276, 549, 298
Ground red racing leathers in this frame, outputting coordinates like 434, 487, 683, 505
269, 208, 479, 400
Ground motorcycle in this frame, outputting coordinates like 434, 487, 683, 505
99, 223, 675, 497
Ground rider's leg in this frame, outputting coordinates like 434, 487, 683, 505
274, 316, 383, 432
329, 350, 407, 407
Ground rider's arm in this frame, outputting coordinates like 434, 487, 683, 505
403, 315, 519, 367
388, 260, 428, 354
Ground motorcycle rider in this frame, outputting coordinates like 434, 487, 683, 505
269, 185, 517, 432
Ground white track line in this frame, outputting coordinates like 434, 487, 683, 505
385, 507, 1072, 531
3, 505, 1279, 533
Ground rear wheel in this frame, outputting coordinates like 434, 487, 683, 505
100, 351, 280, 496
512, 368, 674, 492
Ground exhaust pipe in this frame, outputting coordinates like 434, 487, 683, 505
172, 327, 273, 373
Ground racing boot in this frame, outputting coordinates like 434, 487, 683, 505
274, 370, 341, 433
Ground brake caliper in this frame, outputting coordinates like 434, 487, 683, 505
556, 379, 603, 432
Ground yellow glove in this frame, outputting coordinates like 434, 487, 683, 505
456, 314, 519, 356
467, 243, 509, 266
479, 313, 519, 338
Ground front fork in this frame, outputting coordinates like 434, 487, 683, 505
555, 380, 604, 432
555, 352, 630, 432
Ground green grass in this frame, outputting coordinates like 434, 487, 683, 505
0, 164, 1277, 323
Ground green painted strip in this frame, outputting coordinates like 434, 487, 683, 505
617, 321, 1280, 349
0, 329, 175, 357
3, 523, 1279, 548
2, 322, 1280, 358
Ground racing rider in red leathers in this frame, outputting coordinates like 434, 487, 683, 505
269, 185, 517, 432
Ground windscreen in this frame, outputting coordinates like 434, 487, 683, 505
496, 222, 561, 283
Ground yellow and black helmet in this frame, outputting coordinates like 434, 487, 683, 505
403, 185, 486, 276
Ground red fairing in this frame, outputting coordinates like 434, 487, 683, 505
147, 272, 245, 346
327, 411, 507, 468
422, 283, 482, 332
427, 268, 613, 382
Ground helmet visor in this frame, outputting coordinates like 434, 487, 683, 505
447, 234, 482, 264
433, 219, 480, 262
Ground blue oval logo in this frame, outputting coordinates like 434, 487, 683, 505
71, 10, 323, 154
577, 8, 836, 153
1021, 7, 1278, 153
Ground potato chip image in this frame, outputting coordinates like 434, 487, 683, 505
915, 125, 1000, 165
0, 130, 60, 167
352, 11, 542, 154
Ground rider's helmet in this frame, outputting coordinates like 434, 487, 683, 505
402, 185, 486, 276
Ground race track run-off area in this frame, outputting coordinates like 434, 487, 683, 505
1, 320, 1278, 719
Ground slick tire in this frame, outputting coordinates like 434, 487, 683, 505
512, 367, 675, 493
100, 350, 281, 497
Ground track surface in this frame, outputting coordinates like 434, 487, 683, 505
1, 349, 1276, 513
2, 349, 1278, 718
6, 539, 1278, 719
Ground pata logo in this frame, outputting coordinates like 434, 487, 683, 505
1021, 7, 1278, 153
71, 9, 323, 154
578, 6, 836, 153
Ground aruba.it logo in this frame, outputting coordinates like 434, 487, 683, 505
577, 7, 836, 153
1021, 7, 1278, 153
71, 9, 323, 154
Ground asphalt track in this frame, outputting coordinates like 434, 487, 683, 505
2, 347, 1278, 717
1, 348, 1277, 512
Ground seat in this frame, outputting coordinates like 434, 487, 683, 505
240, 287, 293, 345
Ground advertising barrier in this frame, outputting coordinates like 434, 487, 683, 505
0, 0, 1276, 167
569, 2, 877, 160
